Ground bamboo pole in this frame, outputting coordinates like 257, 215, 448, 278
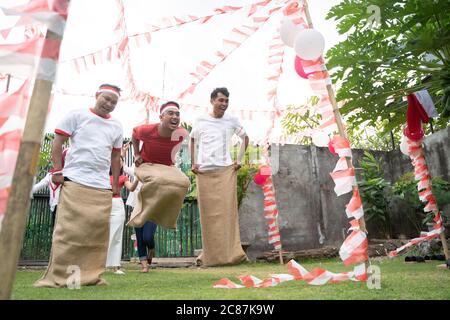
303, 0, 368, 233
0, 29, 62, 300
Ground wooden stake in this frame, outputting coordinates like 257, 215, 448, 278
0, 29, 62, 300
440, 226, 449, 260
278, 249, 284, 264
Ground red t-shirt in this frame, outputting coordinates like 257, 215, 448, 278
110, 175, 129, 198
132, 123, 188, 166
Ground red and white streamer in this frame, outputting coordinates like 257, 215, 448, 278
60, 1, 272, 75
266, 30, 285, 103
0, 0, 68, 35
213, 259, 367, 288
178, 1, 285, 100
0, 79, 32, 231
0, 35, 61, 80
388, 134, 445, 257
339, 220, 368, 266
262, 175, 282, 250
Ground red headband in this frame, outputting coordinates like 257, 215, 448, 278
97, 85, 120, 97
160, 103, 179, 114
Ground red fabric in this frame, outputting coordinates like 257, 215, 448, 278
110, 175, 128, 189
54, 128, 70, 137
132, 124, 186, 166
404, 94, 429, 141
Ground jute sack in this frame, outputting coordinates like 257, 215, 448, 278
127, 163, 190, 229
34, 181, 112, 288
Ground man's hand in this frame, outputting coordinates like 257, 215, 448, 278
134, 155, 144, 167
121, 142, 131, 157
191, 164, 200, 175
233, 161, 242, 171
51, 174, 64, 185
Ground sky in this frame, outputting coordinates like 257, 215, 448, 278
0, 0, 345, 142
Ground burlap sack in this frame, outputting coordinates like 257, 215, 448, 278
127, 163, 190, 229
196, 166, 248, 266
34, 181, 112, 288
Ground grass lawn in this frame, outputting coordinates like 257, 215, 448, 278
11, 257, 450, 300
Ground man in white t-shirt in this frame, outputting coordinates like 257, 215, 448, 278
190, 87, 249, 267
35, 84, 123, 288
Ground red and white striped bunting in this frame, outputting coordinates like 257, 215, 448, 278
266, 30, 285, 103
178, 1, 286, 99
0, 79, 32, 231
0, 35, 61, 80
212, 259, 367, 288
388, 134, 445, 257
1, 0, 68, 35
262, 175, 282, 250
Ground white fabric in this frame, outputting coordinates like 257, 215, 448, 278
97, 89, 120, 98
414, 90, 438, 118
56, 108, 123, 189
123, 165, 142, 208
106, 197, 126, 267
190, 114, 246, 171
32, 173, 60, 211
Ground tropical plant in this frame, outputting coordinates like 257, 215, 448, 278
393, 172, 450, 227
281, 97, 320, 145
357, 151, 392, 237
326, 0, 450, 137
281, 98, 401, 150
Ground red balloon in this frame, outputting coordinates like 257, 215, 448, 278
328, 140, 337, 156
294, 56, 309, 79
253, 173, 268, 186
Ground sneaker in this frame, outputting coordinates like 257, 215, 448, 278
114, 270, 125, 275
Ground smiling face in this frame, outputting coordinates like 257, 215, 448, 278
211, 92, 229, 118
160, 109, 180, 131
94, 92, 118, 116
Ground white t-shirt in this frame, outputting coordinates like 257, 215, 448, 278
55, 108, 123, 189
190, 114, 246, 171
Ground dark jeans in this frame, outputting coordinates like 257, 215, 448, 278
134, 221, 157, 260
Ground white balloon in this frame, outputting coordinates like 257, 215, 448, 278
294, 29, 325, 61
311, 130, 330, 147
280, 17, 304, 48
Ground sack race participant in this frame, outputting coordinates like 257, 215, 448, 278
34, 84, 123, 288
127, 101, 189, 230
190, 87, 249, 267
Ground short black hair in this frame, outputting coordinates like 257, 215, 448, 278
99, 83, 121, 93
210, 87, 229, 100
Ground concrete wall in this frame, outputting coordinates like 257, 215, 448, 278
239, 127, 450, 259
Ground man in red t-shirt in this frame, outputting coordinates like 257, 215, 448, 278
132, 101, 188, 167
128, 101, 190, 234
